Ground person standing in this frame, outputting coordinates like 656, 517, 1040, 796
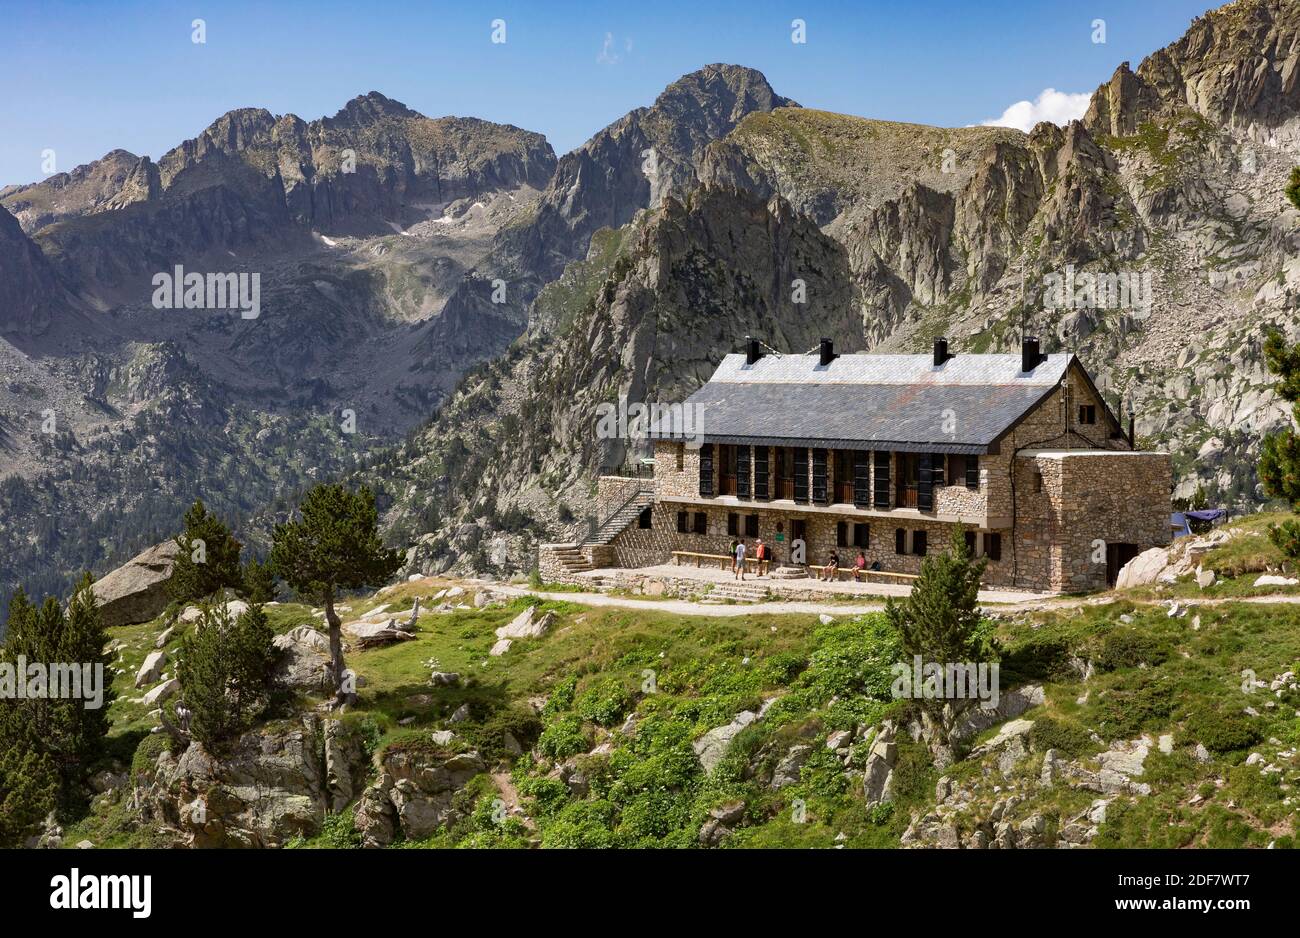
734, 539, 747, 581
755, 537, 768, 577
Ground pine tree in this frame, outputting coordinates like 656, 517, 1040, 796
1286, 166, 1300, 212
241, 557, 278, 604
168, 499, 244, 604
176, 603, 275, 748
886, 527, 991, 665
0, 590, 58, 845
269, 484, 401, 705
885, 528, 995, 757
1258, 330, 1300, 558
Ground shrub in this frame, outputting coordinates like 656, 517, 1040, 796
542, 675, 578, 716
1095, 629, 1168, 671
575, 678, 631, 727
1029, 716, 1096, 757
1181, 709, 1262, 754
537, 714, 588, 761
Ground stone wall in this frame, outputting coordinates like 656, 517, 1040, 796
606, 501, 1013, 583
1012, 451, 1171, 591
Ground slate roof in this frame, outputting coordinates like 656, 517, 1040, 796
650, 352, 1075, 454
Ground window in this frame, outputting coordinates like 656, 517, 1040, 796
677, 511, 688, 534
675, 443, 684, 471
792, 519, 807, 550
836, 521, 847, 548
986, 532, 1002, 561
638, 505, 652, 529
727, 513, 739, 536
965, 455, 979, 490
1033, 471, 1043, 494
745, 514, 759, 537
1078, 404, 1097, 425
913, 530, 928, 556
948, 454, 966, 488
853, 523, 869, 548
964, 530, 977, 556
693, 512, 707, 535
931, 454, 945, 488
894, 528, 906, 555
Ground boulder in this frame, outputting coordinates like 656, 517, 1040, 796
770, 744, 812, 789
91, 541, 179, 628
693, 710, 758, 773
344, 620, 417, 650
489, 638, 513, 656
1115, 547, 1170, 589
495, 607, 555, 640
134, 650, 167, 689
272, 627, 334, 694
862, 721, 898, 805
142, 677, 179, 706
1255, 574, 1299, 587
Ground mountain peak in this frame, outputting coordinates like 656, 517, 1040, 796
654, 63, 798, 114
330, 91, 421, 126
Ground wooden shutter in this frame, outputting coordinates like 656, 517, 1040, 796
736, 445, 751, 499
854, 450, 871, 507
966, 455, 979, 490
873, 451, 891, 509
854, 523, 869, 548
987, 532, 1002, 561
931, 454, 945, 488
794, 448, 809, 504
917, 453, 934, 511
964, 530, 976, 555
914, 529, 928, 556
727, 513, 739, 536
811, 448, 828, 505
894, 528, 906, 555
745, 514, 759, 537
699, 443, 714, 497
677, 511, 688, 533
693, 512, 707, 535
837, 521, 847, 547
753, 447, 769, 500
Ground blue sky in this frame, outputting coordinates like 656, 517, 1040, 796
1, 0, 1216, 188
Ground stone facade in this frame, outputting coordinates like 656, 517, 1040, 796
597, 362, 1171, 594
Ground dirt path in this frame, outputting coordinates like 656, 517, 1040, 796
490, 583, 1300, 618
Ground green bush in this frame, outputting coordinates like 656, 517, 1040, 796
1181, 709, 1262, 754
1095, 629, 1169, 671
1029, 716, 1097, 757
1000, 633, 1075, 682
130, 734, 171, 782
575, 678, 631, 727
537, 714, 588, 760
542, 675, 578, 716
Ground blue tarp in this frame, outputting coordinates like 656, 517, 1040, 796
1172, 509, 1228, 539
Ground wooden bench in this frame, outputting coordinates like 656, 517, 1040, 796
671, 550, 761, 571
811, 567, 920, 584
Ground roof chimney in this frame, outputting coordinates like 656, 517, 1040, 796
745, 336, 763, 365
933, 336, 952, 367
819, 337, 836, 367
1021, 336, 1043, 374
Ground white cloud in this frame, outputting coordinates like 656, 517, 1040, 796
980, 88, 1091, 133
597, 32, 620, 65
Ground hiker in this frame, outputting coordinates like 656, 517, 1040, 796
853, 550, 867, 582
821, 549, 839, 582
734, 539, 747, 581
755, 537, 769, 577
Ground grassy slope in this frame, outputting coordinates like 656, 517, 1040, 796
67, 543, 1300, 849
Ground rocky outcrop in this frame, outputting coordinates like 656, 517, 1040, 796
272, 626, 334, 694
0, 206, 70, 337
141, 715, 369, 848
353, 744, 487, 847
90, 540, 179, 628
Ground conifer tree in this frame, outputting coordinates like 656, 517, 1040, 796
269, 484, 401, 705
1259, 330, 1300, 558
241, 556, 278, 604
169, 499, 244, 604
176, 603, 275, 748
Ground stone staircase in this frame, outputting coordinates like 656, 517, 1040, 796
549, 544, 594, 577
585, 487, 655, 546
700, 582, 770, 605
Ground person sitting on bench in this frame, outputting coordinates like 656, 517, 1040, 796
853, 551, 867, 581
821, 550, 839, 581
